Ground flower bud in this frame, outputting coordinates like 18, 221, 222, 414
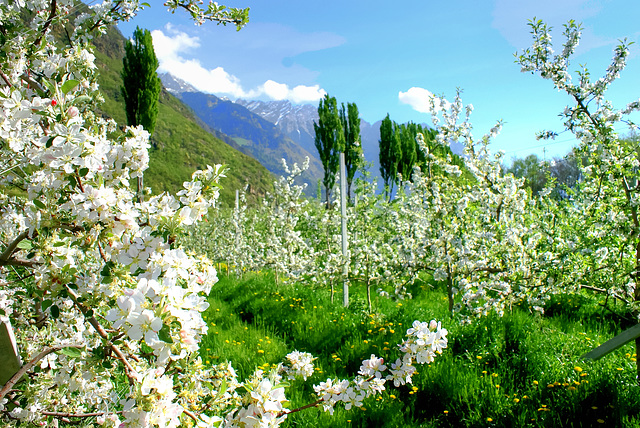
67, 106, 79, 118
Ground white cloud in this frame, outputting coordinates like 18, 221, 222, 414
152, 26, 257, 98
260, 80, 326, 103
151, 24, 199, 62
262, 80, 289, 100
398, 87, 451, 114
151, 25, 327, 103
289, 84, 327, 103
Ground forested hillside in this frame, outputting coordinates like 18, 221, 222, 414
90, 24, 273, 206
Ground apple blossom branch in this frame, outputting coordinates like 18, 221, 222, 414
65, 286, 139, 380
0, 343, 83, 401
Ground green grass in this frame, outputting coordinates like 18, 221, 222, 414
231, 137, 252, 147
198, 273, 640, 427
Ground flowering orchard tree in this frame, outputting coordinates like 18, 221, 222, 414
0, 2, 449, 426
393, 90, 555, 320
516, 19, 640, 377
252, 159, 314, 284
347, 175, 407, 311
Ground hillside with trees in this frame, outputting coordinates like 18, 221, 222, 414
91, 21, 273, 206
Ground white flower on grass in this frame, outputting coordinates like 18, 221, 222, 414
282, 351, 315, 380
358, 354, 387, 379
386, 358, 416, 387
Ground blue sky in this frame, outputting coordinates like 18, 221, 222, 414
118, 0, 640, 161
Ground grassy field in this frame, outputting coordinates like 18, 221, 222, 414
199, 272, 640, 427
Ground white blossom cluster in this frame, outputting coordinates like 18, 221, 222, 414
281, 350, 316, 381
0, 2, 454, 427
311, 320, 448, 415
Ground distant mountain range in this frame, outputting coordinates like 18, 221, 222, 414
160, 72, 464, 194
161, 73, 324, 195
235, 99, 387, 181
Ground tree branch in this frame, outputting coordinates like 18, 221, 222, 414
579, 284, 629, 304
42, 410, 122, 418
0, 231, 29, 263
277, 399, 322, 417
0, 259, 41, 268
0, 344, 82, 401
32, 0, 57, 48
0, 69, 11, 87
65, 287, 138, 380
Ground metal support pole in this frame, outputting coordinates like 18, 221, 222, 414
340, 152, 349, 307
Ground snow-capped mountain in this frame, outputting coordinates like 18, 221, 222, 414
235, 99, 319, 156
235, 99, 385, 174
159, 72, 199, 94
158, 73, 324, 195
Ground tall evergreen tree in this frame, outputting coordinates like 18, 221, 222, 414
397, 122, 417, 181
121, 26, 161, 136
340, 102, 363, 202
314, 94, 345, 208
378, 114, 401, 200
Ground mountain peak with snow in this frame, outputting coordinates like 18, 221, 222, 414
159, 73, 199, 95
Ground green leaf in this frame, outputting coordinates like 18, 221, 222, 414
41, 299, 52, 311
101, 262, 114, 277
61, 80, 79, 95
16, 240, 32, 250
33, 200, 46, 210
79, 167, 89, 177
69, 95, 90, 106
60, 347, 83, 358
102, 360, 113, 369
158, 323, 173, 343
50, 304, 60, 319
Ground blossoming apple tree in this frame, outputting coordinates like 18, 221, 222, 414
516, 18, 640, 378
0, 1, 449, 426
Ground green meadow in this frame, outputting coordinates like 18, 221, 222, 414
197, 272, 640, 427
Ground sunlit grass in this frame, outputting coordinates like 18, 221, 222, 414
198, 273, 640, 427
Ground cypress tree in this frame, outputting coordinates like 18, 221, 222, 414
379, 114, 401, 199
314, 94, 345, 208
121, 26, 161, 136
340, 102, 363, 202
398, 122, 417, 182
